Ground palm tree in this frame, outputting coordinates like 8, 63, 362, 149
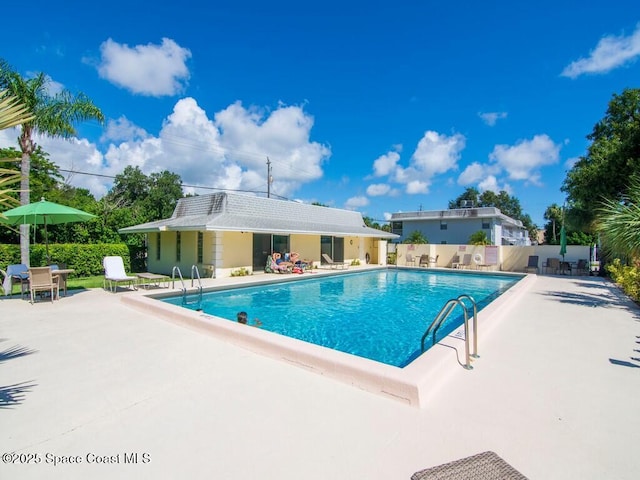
0, 59, 104, 264
597, 177, 640, 258
1, 90, 34, 215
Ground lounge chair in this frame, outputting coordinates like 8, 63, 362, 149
321, 253, 348, 269
418, 254, 429, 267
103, 256, 138, 292
265, 254, 290, 273
457, 253, 473, 269
450, 255, 460, 268
28, 266, 58, 303
2, 263, 30, 298
524, 255, 539, 274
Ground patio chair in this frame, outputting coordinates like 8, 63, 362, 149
2, 263, 30, 298
321, 253, 348, 269
450, 255, 460, 268
576, 259, 589, 275
524, 255, 539, 274
28, 266, 58, 304
418, 254, 430, 267
103, 256, 137, 292
457, 253, 473, 269
405, 253, 416, 266
544, 257, 560, 274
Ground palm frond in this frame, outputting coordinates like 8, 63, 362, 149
0, 89, 35, 130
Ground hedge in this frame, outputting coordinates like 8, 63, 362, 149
0, 244, 138, 277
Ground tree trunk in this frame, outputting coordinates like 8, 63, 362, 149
20, 151, 30, 265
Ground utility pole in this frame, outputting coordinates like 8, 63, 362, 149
266, 157, 273, 198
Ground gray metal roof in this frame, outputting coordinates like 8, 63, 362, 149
119, 192, 397, 239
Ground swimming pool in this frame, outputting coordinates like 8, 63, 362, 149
161, 269, 520, 367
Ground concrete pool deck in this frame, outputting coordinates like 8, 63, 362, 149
1, 269, 639, 479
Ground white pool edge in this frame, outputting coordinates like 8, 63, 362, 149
121, 271, 537, 408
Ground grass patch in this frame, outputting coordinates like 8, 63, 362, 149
67, 275, 105, 290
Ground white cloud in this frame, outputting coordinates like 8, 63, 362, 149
478, 175, 512, 194
344, 196, 369, 210
458, 162, 486, 185
489, 134, 560, 185
479, 111, 507, 126
366, 131, 465, 195
0, 98, 331, 201
96, 38, 192, 96
406, 180, 428, 194
366, 183, 391, 196
561, 23, 640, 78
372, 151, 400, 177
100, 116, 149, 143
565, 156, 580, 169
411, 130, 465, 178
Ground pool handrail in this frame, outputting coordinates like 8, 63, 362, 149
421, 294, 478, 369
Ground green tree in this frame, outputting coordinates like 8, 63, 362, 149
403, 230, 428, 244
0, 58, 104, 264
145, 171, 183, 220
563, 88, 640, 229
448, 187, 479, 208
543, 203, 563, 244
469, 230, 489, 245
449, 187, 537, 241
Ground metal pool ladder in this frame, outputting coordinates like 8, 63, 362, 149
421, 294, 479, 370
171, 265, 203, 306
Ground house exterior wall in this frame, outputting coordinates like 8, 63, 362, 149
290, 234, 319, 267
144, 231, 389, 278
400, 218, 499, 245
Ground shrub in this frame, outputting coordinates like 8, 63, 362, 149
0, 243, 133, 276
230, 267, 250, 277
606, 258, 640, 301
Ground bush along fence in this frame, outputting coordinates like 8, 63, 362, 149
0, 243, 143, 277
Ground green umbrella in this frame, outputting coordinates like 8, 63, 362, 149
0, 198, 96, 262
559, 225, 567, 261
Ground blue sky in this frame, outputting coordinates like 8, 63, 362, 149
1, 1, 639, 227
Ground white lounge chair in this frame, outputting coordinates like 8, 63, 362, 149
321, 253, 349, 269
103, 256, 137, 292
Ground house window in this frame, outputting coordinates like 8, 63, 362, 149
156, 233, 161, 261
176, 232, 181, 262
273, 235, 290, 256
441, 241, 447, 244
197, 232, 203, 264
391, 221, 403, 236
482, 221, 491, 229
440, 221, 447, 230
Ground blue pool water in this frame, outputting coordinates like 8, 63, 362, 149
162, 269, 521, 367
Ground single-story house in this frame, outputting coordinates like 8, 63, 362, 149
119, 192, 398, 277
389, 207, 531, 246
